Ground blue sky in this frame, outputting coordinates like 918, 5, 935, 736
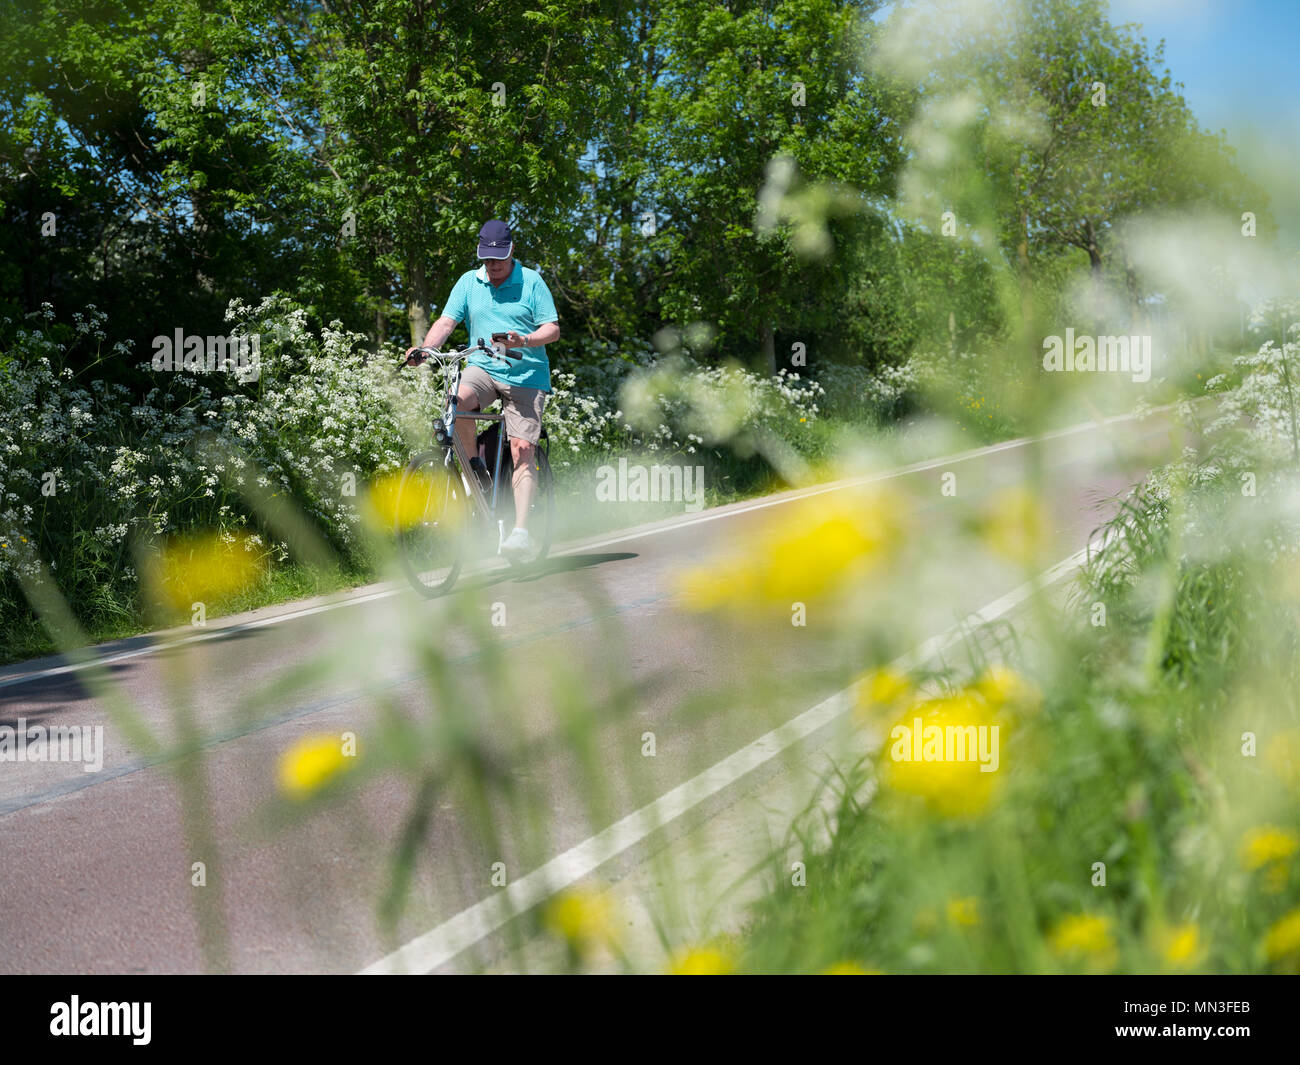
1108, 0, 1300, 244
1108, 0, 1300, 140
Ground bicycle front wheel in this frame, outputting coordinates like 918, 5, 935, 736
396, 450, 467, 597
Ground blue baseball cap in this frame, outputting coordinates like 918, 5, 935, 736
476, 219, 513, 260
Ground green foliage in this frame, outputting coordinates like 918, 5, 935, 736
0, 0, 1270, 383
887, 0, 1263, 337
740, 449, 1300, 974
734, 327, 1300, 975
0, 298, 835, 656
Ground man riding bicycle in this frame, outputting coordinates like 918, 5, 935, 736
406, 219, 561, 560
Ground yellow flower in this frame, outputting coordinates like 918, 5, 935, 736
1049, 914, 1117, 969
981, 486, 1049, 563
1264, 730, 1300, 789
1157, 923, 1205, 969
365, 467, 463, 533
1263, 909, 1300, 967
853, 667, 912, 725
882, 692, 1001, 817
973, 664, 1041, 715
668, 944, 735, 975
145, 530, 263, 612
677, 488, 906, 612
822, 961, 883, 974
1240, 826, 1299, 871
864, 667, 912, 705
544, 886, 620, 955
947, 896, 980, 928
277, 733, 355, 799
676, 567, 748, 611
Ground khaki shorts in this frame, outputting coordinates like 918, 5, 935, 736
458, 365, 548, 445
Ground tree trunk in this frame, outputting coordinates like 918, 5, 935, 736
192, 185, 215, 294
407, 257, 432, 345
1123, 246, 1143, 333
1085, 218, 1104, 324
1016, 210, 1035, 348
760, 322, 776, 375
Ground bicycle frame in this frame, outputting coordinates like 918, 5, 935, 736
407, 342, 519, 552
394, 342, 554, 593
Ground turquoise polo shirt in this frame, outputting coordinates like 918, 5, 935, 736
441, 261, 558, 392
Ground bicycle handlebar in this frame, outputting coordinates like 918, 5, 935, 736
394, 339, 520, 375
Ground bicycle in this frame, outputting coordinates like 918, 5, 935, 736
393, 340, 555, 597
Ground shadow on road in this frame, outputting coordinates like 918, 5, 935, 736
456, 551, 639, 593
0, 627, 267, 714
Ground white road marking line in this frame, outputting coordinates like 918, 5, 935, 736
0, 406, 1149, 691
552, 412, 1132, 556
0, 588, 401, 691
359, 538, 1100, 975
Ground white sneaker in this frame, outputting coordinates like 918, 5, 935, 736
501, 526, 533, 560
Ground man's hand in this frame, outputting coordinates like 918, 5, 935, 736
502, 331, 529, 349
404, 346, 427, 366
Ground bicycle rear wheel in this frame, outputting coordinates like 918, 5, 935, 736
396, 450, 466, 596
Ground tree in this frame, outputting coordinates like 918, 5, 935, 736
637, 0, 908, 372
296, 0, 611, 345
892, 0, 1261, 335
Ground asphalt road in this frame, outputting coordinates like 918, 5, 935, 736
0, 411, 1187, 973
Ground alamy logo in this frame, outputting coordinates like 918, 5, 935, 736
50, 996, 151, 1045
595, 458, 706, 512
152, 329, 261, 380
0, 718, 104, 772
1042, 329, 1152, 383
889, 717, 1000, 772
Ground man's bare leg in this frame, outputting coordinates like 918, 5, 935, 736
510, 438, 536, 530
